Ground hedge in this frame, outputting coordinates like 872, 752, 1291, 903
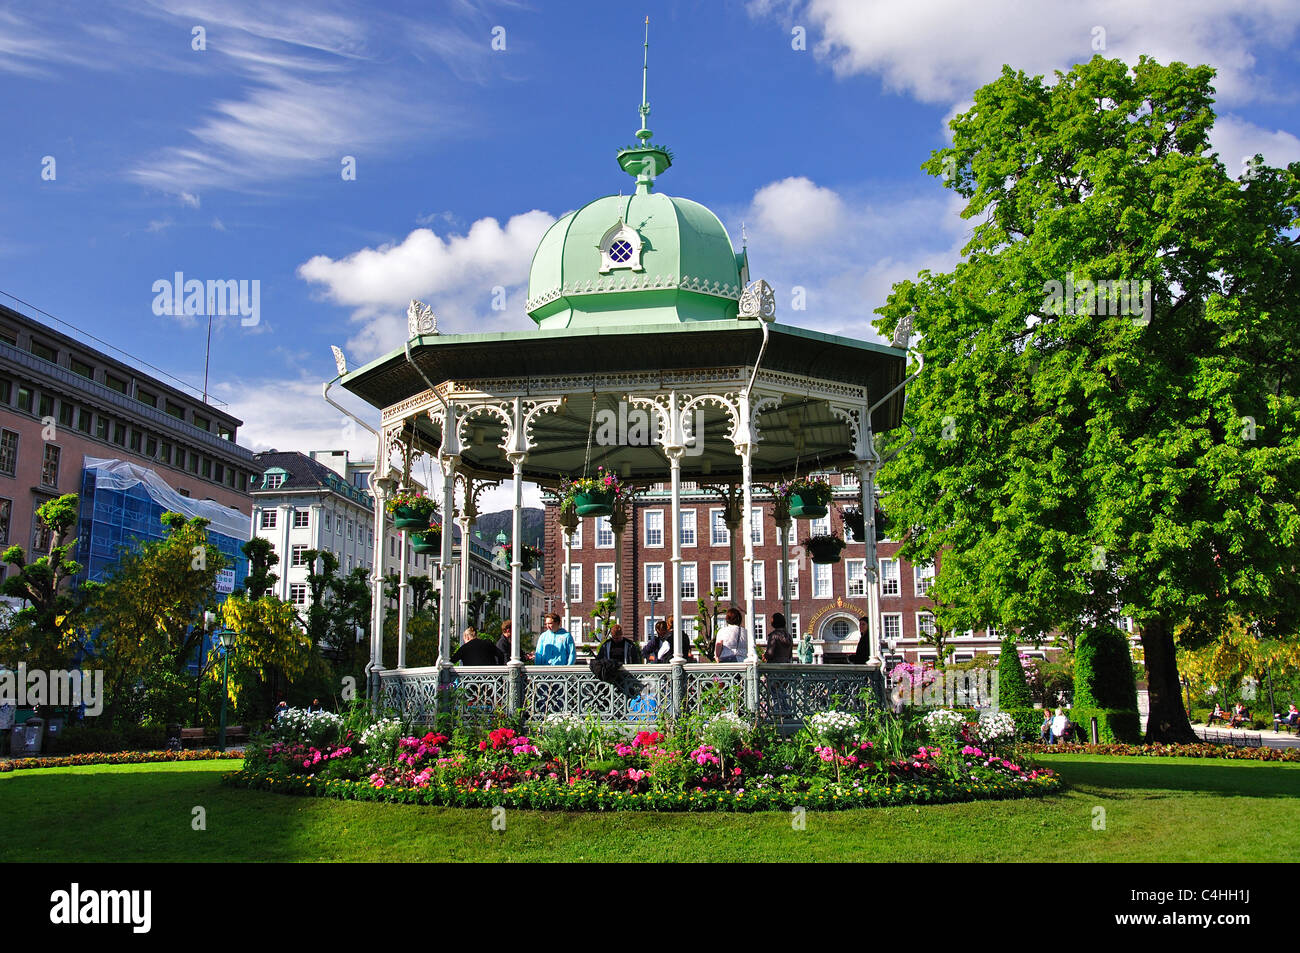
997, 637, 1033, 709
1067, 707, 1142, 744
0, 750, 243, 773
1073, 626, 1138, 712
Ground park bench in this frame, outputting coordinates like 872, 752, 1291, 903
180, 726, 248, 748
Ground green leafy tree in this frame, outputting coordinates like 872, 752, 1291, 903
0, 494, 84, 700
217, 591, 312, 718
408, 575, 435, 615
875, 56, 1300, 741
694, 586, 727, 661
80, 513, 224, 724
239, 536, 279, 600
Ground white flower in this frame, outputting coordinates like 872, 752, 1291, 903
977, 711, 1016, 742
360, 717, 402, 748
922, 708, 964, 735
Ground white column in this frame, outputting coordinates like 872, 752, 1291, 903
739, 450, 756, 663
666, 390, 686, 661
457, 509, 474, 642
561, 520, 572, 631
859, 434, 883, 666
437, 454, 457, 667
397, 528, 408, 669
367, 458, 388, 677
508, 450, 526, 664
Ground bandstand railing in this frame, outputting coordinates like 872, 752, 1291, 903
377, 663, 882, 730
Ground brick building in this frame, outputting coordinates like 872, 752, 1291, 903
0, 301, 257, 576
545, 473, 1025, 664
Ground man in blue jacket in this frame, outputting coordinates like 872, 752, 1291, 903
533, 613, 575, 665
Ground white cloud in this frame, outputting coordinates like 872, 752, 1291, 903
737, 179, 969, 341
750, 176, 845, 246
146, 218, 173, 233
298, 210, 557, 360
1210, 114, 1300, 175
757, 0, 1300, 107
219, 372, 543, 512
179, 191, 201, 209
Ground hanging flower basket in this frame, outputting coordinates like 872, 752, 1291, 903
781, 475, 832, 519
522, 544, 542, 571
804, 534, 847, 564
561, 466, 623, 517
842, 506, 888, 542
410, 528, 441, 555
386, 490, 435, 531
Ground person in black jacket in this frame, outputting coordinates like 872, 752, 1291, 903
642, 619, 673, 663
596, 624, 642, 664
452, 626, 503, 666
495, 620, 512, 663
764, 613, 793, 662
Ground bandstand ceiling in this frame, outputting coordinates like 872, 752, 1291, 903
342, 320, 908, 488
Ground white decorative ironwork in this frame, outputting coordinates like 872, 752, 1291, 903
330, 345, 348, 376
407, 299, 439, 337
890, 313, 913, 350
758, 666, 876, 727
685, 667, 748, 713
525, 666, 672, 724
525, 272, 741, 313
738, 279, 776, 321
598, 219, 646, 274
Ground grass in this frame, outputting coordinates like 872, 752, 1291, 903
3, 754, 1297, 862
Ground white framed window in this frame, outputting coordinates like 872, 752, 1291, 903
323, 512, 332, 535
915, 563, 935, 596
680, 509, 696, 547
953, 652, 974, 663
710, 508, 729, 546
681, 562, 697, 601
810, 514, 831, 537
753, 614, 766, 643
789, 615, 800, 638
291, 544, 308, 567
710, 562, 730, 600
293, 510, 310, 529
566, 565, 582, 603
645, 563, 665, 602
570, 618, 583, 642
260, 510, 277, 530
987, 624, 1002, 640
289, 583, 308, 606
840, 470, 860, 488
570, 519, 583, 549
813, 562, 832, 599
596, 563, 615, 599
596, 515, 614, 548
916, 612, 936, 639
336, 515, 343, 535
879, 558, 900, 597
644, 617, 662, 640
644, 509, 664, 547
751, 560, 765, 600
750, 507, 763, 545
347, 520, 354, 541
264, 472, 285, 489
846, 558, 866, 597
882, 613, 903, 644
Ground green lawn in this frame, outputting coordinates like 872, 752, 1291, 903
3, 754, 1297, 862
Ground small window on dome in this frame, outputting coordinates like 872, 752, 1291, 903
598, 220, 645, 274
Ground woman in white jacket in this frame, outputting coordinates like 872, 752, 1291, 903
715, 606, 748, 662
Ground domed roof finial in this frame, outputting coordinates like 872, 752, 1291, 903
618, 15, 671, 193
637, 16, 652, 144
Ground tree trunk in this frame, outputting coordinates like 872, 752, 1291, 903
1140, 616, 1199, 743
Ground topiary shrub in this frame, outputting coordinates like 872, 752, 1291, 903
1074, 626, 1139, 711
996, 637, 1033, 709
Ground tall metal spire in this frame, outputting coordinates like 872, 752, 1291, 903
637, 16, 652, 144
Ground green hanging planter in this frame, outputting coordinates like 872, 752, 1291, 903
572, 488, 616, 517
410, 529, 441, 555
789, 492, 828, 519
805, 535, 846, 564
392, 505, 431, 530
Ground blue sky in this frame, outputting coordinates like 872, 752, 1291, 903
3, 0, 1298, 506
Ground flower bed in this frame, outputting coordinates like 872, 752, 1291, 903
1027, 742, 1300, 762
1, 750, 243, 773
223, 706, 1060, 812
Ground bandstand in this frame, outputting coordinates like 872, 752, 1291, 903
324, 39, 913, 729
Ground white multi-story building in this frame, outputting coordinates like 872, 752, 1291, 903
249, 449, 544, 635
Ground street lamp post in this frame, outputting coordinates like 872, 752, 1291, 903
215, 626, 235, 752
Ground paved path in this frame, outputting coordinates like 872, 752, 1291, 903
1192, 725, 1300, 750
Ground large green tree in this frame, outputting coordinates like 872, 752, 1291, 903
876, 56, 1300, 742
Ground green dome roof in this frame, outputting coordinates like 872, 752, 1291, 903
526, 190, 748, 329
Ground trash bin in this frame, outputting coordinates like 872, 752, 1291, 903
45, 715, 65, 748
11, 717, 43, 756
